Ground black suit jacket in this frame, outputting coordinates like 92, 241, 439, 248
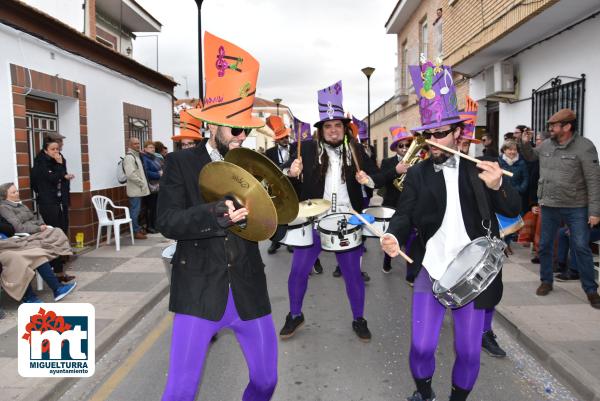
156, 142, 271, 321
287, 140, 380, 212
375, 155, 402, 208
265, 143, 296, 168
387, 157, 521, 308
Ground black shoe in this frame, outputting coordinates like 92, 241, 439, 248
482, 330, 507, 357
382, 262, 392, 274
267, 242, 280, 255
361, 271, 370, 282
312, 259, 323, 275
555, 271, 580, 281
406, 390, 436, 401
352, 317, 371, 342
279, 313, 304, 339
531, 257, 540, 264
146, 227, 158, 234
287, 245, 294, 253
332, 265, 342, 277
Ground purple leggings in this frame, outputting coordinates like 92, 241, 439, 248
410, 269, 485, 391
289, 229, 365, 319
162, 289, 278, 401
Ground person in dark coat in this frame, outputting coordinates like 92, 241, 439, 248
380, 60, 521, 401
156, 33, 277, 401
30, 137, 74, 282
140, 141, 162, 233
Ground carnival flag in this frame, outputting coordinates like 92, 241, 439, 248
293, 117, 312, 142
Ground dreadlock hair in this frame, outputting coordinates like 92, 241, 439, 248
314, 121, 364, 185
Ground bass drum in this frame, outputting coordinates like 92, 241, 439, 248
432, 236, 506, 309
361, 206, 395, 237
317, 213, 362, 252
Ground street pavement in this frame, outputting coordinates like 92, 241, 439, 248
0, 229, 598, 400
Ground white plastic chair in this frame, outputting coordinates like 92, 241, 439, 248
91, 195, 134, 251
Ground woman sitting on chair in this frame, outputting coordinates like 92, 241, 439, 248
0, 182, 75, 282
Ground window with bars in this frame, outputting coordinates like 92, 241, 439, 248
532, 75, 585, 136
128, 117, 150, 144
420, 19, 428, 60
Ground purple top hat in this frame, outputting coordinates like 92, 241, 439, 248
389, 126, 413, 151
409, 59, 470, 132
315, 80, 350, 127
352, 116, 368, 140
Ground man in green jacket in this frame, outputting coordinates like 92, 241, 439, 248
520, 109, 600, 308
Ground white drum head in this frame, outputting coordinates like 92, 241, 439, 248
362, 207, 395, 219
162, 243, 177, 259
318, 213, 356, 231
437, 237, 489, 289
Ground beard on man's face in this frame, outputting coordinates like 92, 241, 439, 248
215, 130, 231, 156
431, 152, 450, 164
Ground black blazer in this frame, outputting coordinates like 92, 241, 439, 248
374, 155, 402, 208
288, 140, 380, 212
265, 143, 296, 168
156, 141, 271, 321
387, 157, 521, 308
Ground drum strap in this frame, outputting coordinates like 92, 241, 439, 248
467, 164, 491, 224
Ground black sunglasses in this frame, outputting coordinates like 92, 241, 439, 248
231, 128, 251, 136
396, 143, 412, 149
422, 128, 454, 140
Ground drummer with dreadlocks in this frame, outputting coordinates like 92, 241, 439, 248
280, 80, 381, 342
380, 57, 520, 401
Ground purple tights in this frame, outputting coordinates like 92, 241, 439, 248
162, 289, 278, 401
409, 269, 485, 391
288, 229, 365, 319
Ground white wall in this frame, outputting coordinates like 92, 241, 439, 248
22, 0, 85, 33
0, 24, 173, 191
471, 17, 599, 147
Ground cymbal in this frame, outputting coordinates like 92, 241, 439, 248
199, 161, 277, 242
224, 148, 299, 224
297, 199, 332, 218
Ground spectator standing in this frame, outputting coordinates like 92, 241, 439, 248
123, 137, 150, 240
520, 109, 600, 308
481, 133, 499, 158
141, 141, 162, 234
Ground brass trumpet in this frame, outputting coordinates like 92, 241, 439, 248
393, 135, 425, 191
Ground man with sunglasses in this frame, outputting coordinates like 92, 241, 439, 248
380, 60, 520, 401
520, 108, 600, 308
157, 33, 277, 401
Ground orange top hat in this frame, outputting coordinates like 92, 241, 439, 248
188, 32, 264, 129
172, 109, 203, 141
459, 96, 481, 144
266, 115, 290, 140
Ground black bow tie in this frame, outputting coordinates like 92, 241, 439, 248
433, 156, 457, 172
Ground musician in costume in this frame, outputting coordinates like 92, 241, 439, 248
380, 59, 521, 401
265, 115, 295, 255
280, 81, 379, 342
157, 32, 277, 401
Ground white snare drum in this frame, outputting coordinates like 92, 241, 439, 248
361, 207, 396, 237
280, 216, 313, 247
317, 213, 363, 252
161, 243, 177, 283
432, 236, 506, 309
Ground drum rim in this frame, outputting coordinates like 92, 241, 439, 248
287, 220, 312, 230
361, 206, 396, 221
317, 212, 361, 236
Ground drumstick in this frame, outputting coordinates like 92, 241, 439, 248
350, 143, 361, 172
297, 135, 302, 160
349, 209, 414, 264
424, 139, 514, 177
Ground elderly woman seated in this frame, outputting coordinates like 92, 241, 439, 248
0, 182, 75, 282
0, 213, 76, 303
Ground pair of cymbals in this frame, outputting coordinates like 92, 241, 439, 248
297, 199, 332, 218
198, 148, 299, 242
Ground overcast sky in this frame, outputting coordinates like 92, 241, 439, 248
133, 0, 398, 124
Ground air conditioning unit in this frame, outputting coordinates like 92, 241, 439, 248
484, 61, 514, 97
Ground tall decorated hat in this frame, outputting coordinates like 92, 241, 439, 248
351, 116, 368, 141
314, 80, 350, 127
266, 115, 290, 140
458, 95, 481, 143
188, 32, 264, 129
389, 126, 413, 150
409, 56, 470, 131
172, 108, 203, 141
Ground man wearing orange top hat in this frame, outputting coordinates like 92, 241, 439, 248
265, 115, 295, 255
172, 108, 204, 149
157, 32, 277, 401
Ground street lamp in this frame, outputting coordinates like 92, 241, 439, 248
361, 67, 375, 142
273, 98, 282, 116
194, 0, 205, 100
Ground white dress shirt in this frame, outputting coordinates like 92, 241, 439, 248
322, 145, 351, 213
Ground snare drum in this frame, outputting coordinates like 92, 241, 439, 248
432, 236, 506, 309
317, 213, 362, 252
280, 216, 314, 247
361, 207, 396, 237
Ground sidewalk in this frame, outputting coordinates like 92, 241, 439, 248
497, 244, 600, 401
0, 233, 171, 401
0, 233, 599, 400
